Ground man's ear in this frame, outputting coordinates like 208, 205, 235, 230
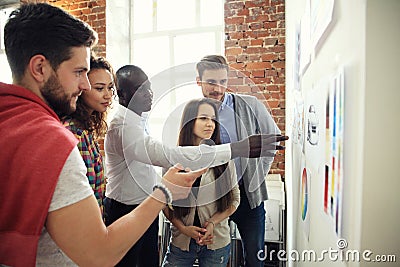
117, 90, 126, 106
28, 54, 50, 83
196, 76, 202, 86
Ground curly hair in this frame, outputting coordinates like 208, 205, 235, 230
65, 55, 115, 140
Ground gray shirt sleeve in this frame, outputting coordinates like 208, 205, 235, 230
36, 148, 93, 266
48, 147, 93, 212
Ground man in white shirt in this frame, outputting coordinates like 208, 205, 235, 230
105, 65, 161, 267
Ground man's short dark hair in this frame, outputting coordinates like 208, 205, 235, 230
196, 55, 229, 80
116, 65, 148, 106
4, 3, 98, 82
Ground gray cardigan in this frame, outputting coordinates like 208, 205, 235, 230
230, 93, 281, 208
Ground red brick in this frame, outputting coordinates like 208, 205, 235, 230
227, 1, 245, 10
264, 21, 278, 29
243, 31, 258, 39
237, 9, 250, 16
70, 10, 82, 16
261, 53, 278, 61
225, 16, 245, 25
97, 12, 105, 19
81, 8, 91, 14
246, 14, 269, 23
269, 46, 285, 53
226, 55, 237, 62
225, 24, 236, 32
229, 77, 244, 86
244, 47, 268, 54
225, 40, 238, 47
272, 109, 285, 117
234, 85, 252, 93
269, 13, 285, 21
245, 0, 271, 8
271, 77, 284, 84
268, 100, 280, 108
264, 6, 276, 14
249, 23, 262, 30
238, 39, 251, 47
228, 32, 244, 40
249, 7, 263, 16
237, 55, 249, 62
251, 77, 271, 84
78, 2, 88, 8
265, 85, 279, 92
248, 54, 261, 61
265, 37, 278, 46
226, 47, 243, 56
271, 0, 284, 6
252, 70, 265, 77
256, 30, 273, 38
234, 70, 251, 78
272, 61, 285, 69
237, 24, 250, 31
265, 70, 278, 77
230, 63, 246, 70
250, 39, 264, 46
246, 62, 272, 70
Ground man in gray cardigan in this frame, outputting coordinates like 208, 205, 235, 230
196, 55, 281, 266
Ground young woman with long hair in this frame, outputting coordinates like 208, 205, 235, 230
162, 98, 240, 267
62, 55, 115, 214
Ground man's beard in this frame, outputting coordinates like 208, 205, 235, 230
41, 73, 78, 117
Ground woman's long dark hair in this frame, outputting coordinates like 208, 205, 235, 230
64, 55, 115, 140
171, 98, 234, 220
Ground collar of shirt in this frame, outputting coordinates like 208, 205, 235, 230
117, 104, 141, 120
115, 104, 141, 125
116, 104, 149, 134
219, 92, 233, 111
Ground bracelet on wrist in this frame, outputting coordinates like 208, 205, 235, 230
153, 183, 174, 210
206, 220, 215, 228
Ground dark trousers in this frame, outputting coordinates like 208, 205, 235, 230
229, 184, 265, 267
104, 197, 159, 267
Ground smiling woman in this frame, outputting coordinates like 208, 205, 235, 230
61, 55, 115, 217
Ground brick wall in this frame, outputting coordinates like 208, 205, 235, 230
20, 0, 106, 57
224, 0, 285, 178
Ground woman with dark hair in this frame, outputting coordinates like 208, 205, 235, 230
62, 55, 115, 214
162, 98, 240, 267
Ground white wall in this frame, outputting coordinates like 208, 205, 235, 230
361, 1, 400, 265
285, 0, 399, 266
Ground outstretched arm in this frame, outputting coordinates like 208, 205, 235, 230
47, 152, 206, 267
230, 134, 288, 158
107, 108, 287, 171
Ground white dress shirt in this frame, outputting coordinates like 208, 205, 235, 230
105, 105, 232, 203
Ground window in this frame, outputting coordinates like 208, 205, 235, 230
107, 0, 225, 143
0, 6, 15, 83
